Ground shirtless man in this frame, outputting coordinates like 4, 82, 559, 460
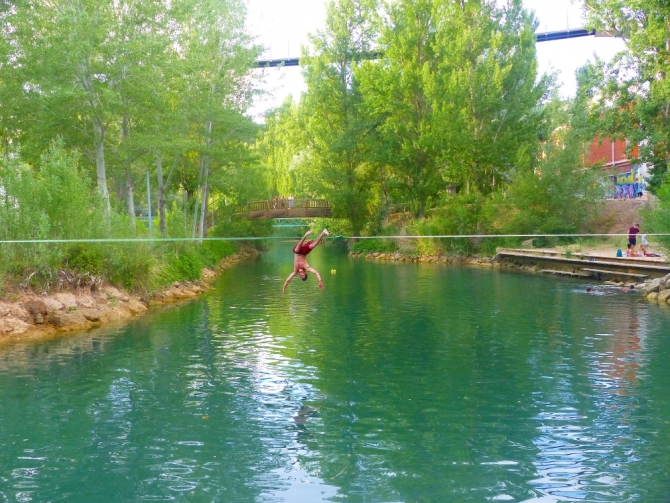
282, 229, 330, 294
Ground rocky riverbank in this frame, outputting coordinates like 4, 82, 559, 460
0, 249, 260, 344
639, 273, 670, 305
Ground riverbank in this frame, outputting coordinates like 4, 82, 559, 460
349, 251, 495, 267
350, 249, 670, 306
0, 249, 260, 345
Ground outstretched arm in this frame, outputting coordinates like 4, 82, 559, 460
306, 267, 323, 290
282, 272, 296, 294
293, 230, 313, 253
308, 229, 330, 250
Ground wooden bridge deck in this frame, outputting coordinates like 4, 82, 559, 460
247, 199, 332, 220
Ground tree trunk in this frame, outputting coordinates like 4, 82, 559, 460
199, 182, 208, 242
93, 116, 111, 214
191, 157, 205, 239
122, 117, 136, 231
125, 165, 136, 230
197, 119, 213, 242
156, 151, 166, 237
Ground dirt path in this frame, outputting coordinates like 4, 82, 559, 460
601, 197, 649, 235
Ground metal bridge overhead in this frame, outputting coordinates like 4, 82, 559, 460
255, 29, 604, 68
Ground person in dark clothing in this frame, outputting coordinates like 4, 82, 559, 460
628, 224, 640, 255
282, 229, 330, 293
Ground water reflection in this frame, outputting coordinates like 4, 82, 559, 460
526, 287, 651, 502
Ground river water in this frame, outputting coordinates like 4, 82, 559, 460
1, 245, 669, 502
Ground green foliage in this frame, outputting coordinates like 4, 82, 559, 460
262, 0, 552, 234
164, 244, 205, 282
643, 175, 670, 252
0, 145, 247, 295
583, 1, 670, 193
106, 244, 155, 292
487, 124, 605, 241
201, 240, 237, 266
310, 218, 352, 238
64, 244, 105, 274
296, 0, 381, 236
416, 192, 492, 255
209, 211, 271, 249
350, 238, 397, 254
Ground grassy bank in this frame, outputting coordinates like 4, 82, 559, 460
0, 142, 272, 298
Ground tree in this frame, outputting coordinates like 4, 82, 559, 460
358, 0, 548, 218
583, 0, 670, 192
433, 0, 547, 196
258, 97, 307, 198
299, 0, 381, 236
358, 0, 439, 219
176, 0, 260, 240
2, 0, 138, 212
1, 0, 262, 238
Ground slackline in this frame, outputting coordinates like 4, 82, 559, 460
0, 232, 667, 244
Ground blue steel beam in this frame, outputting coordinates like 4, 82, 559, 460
255, 29, 601, 68
273, 218, 310, 228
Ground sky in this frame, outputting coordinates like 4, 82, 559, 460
244, 0, 627, 120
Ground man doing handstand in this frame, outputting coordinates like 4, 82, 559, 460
282, 229, 330, 294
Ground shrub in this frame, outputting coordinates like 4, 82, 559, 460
350, 238, 397, 254
105, 243, 155, 292
64, 244, 105, 274
421, 192, 492, 255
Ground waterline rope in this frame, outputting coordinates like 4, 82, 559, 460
0, 233, 667, 244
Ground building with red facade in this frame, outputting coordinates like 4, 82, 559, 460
587, 136, 646, 199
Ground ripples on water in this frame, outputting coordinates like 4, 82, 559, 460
0, 247, 669, 502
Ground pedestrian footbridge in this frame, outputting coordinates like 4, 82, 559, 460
247, 199, 332, 220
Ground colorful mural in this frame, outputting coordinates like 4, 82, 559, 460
612, 169, 645, 199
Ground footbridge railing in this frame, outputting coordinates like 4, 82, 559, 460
247, 199, 332, 220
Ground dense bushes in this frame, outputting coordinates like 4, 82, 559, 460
350, 238, 398, 254
0, 142, 262, 295
350, 127, 607, 257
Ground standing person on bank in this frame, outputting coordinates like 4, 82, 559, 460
628, 223, 641, 255
640, 234, 649, 255
282, 229, 330, 294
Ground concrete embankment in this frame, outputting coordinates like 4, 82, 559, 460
349, 251, 495, 266
0, 249, 259, 344
351, 248, 670, 306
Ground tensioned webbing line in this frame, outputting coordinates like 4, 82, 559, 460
0, 233, 666, 244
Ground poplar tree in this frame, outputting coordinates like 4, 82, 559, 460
177, 0, 260, 240
433, 0, 546, 195
258, 96, 307, 198
359, 0, 547, 217
300, 0, 381, 236
0, 0, 173, 213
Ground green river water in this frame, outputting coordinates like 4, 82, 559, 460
1, 245, 670, 502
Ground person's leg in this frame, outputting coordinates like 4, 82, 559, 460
310, 229, 330, 248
